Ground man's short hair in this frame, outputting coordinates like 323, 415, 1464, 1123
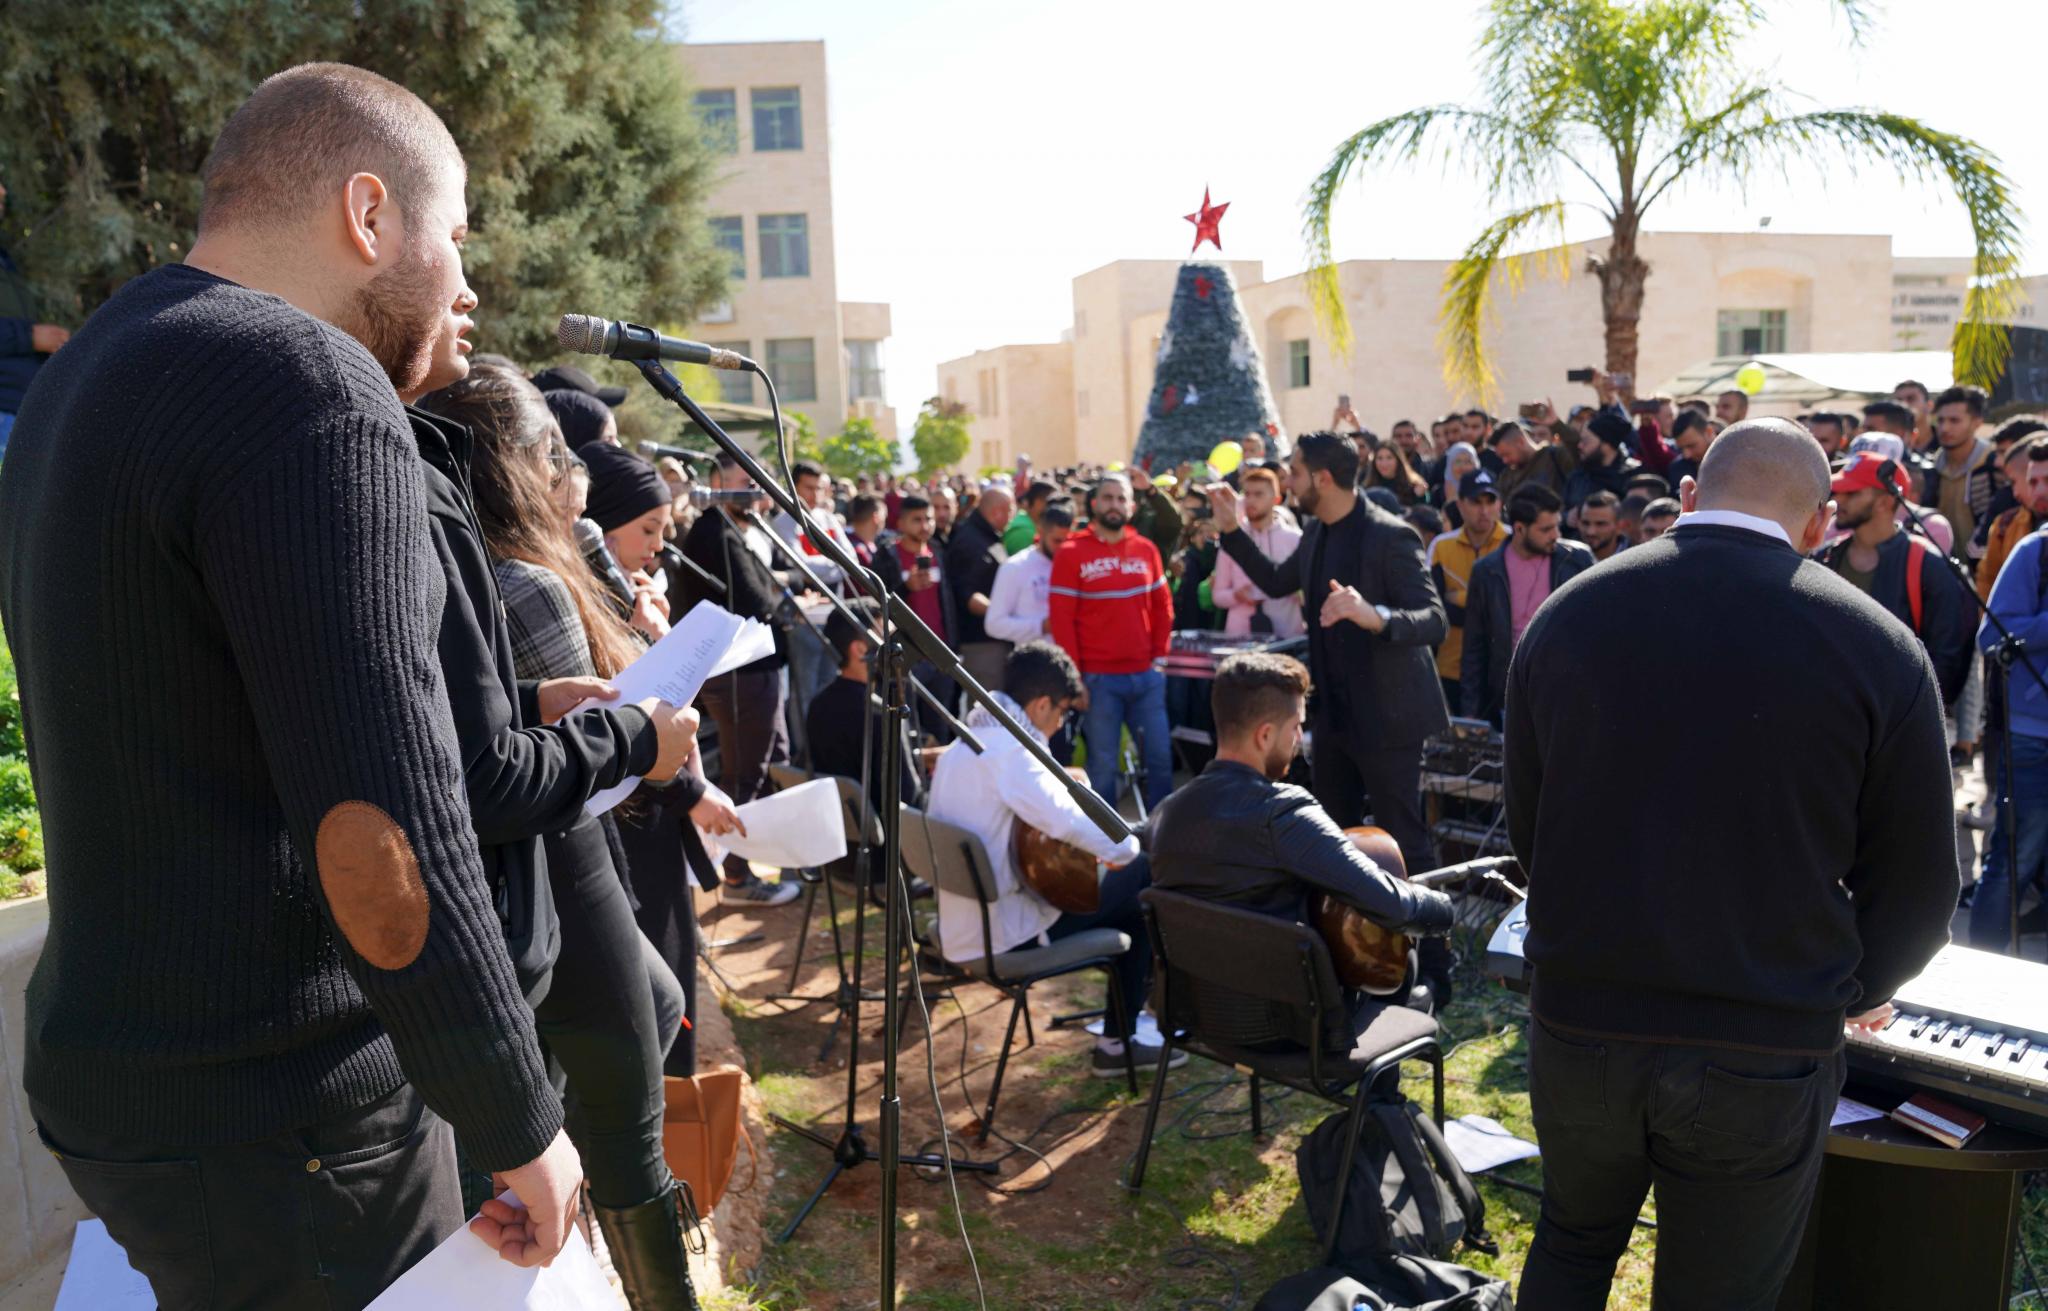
1294, 431, 1361, 488
2027, 440, 2048, 466
847, 493, 883, 525
1643, 496, 1681, 521
1617, 492, 1652, 524
1489, 420, 1529, 448
715, 451, 743, 472
791, 460, 824, 484
1896, 379, 1930, 399
1211, 652, 1312, 742
1004, 640, 1084, 709
1022, 479, 1058, 509
1464, 408, 1491, 423
1581, 490, 1621, 513
1679, 398, 1712, 416
1506, 484, 1563, 526
1671, 409, 1711, 441
1994, 417, 2048, 448
1861, 400, 1916, 433
899, 493, 932, 514
1241, 465, 1280, 492
1039, 498, 1076, 530
1935, 384, 1988, 417
825, 597, 881, 665
199, 63, 462, 234
1089, 471, 1131, 505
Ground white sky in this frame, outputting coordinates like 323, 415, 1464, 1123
676, 0, 2047, 424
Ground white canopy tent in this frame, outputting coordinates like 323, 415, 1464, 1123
1653, 351, 1953, 415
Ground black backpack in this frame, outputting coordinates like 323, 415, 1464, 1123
1296, 1091, 1495, 1266
1253, 1257, 1513, 1311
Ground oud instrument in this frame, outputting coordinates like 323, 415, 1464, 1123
1311, 826, 1413, 996
1013, 768, 1104, 915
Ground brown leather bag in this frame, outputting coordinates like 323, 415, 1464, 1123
661, 1066, 750, 1215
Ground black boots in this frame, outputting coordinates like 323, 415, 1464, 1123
593, 1179, 705, 1311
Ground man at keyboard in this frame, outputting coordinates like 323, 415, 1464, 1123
1506, 419, 1958, 1310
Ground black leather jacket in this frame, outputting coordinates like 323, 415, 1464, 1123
1149, 761, 1454, 933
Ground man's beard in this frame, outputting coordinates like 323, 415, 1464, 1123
335, 239, 443, 393
1095, 510, 1127, 531
1296, 482, 1320, 517
1262, 740, 1294, 781
1520, 533, 1555, 556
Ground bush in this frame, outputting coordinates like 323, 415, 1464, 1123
0, 635, 39, 879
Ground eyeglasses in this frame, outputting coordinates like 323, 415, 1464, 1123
544, 450, 576, 491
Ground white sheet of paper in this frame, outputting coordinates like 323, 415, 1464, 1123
1442, 1113, 1541, 1175
583, 603, 777, 818
1831, 1095, 1885, 1128
366, 1190, 616, 1310
54, 1220, 154, 1310
713, 777, 849, 871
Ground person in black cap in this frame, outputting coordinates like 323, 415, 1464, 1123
1426, 468, 1509, 710
546, 387, 616, 453
583, 442, 676, 640
532, 362, 629, 406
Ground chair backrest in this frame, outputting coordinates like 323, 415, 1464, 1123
832, 775, 885, 848
766, 763, 812, 794
1141, 887, 1351, 1052
898, 806, 999, 905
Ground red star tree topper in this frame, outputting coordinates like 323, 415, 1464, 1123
1184, 187, 1228, 254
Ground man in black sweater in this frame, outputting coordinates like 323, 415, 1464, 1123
1507, 419, 1957, 1308
0, 64, 602, 1304
945, 482, 1013, 694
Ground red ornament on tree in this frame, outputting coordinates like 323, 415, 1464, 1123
1184, 187, 1228, 254
1157, 383, 1181, 416
1193, 274, 1214, 300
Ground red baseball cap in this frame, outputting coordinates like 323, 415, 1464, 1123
1831, 451, 1908, 498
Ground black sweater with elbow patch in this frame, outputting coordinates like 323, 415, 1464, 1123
0, 264, 594, 1168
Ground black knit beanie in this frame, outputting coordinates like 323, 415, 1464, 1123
582, 442, 672, 532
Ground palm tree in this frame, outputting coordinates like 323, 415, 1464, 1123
1302, 0, 2022, 401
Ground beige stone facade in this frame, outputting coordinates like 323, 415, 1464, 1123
935, 343, 1076, 472
674, 41, 897, 446
939, 231, 2040, 470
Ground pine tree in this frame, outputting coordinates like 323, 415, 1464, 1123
1133, 261, 1284, 470
0, 1, 727, 365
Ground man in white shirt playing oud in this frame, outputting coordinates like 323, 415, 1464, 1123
926, 639, 1183, 1076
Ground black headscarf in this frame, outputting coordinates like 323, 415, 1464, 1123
582, 442, 672, 533
545, 388, 614, 452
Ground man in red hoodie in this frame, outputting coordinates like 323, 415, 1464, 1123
1050, 472, 1177, 810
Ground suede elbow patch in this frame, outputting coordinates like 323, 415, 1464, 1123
315, 801, 430, 970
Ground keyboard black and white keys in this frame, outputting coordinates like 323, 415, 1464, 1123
1843, 944, 2048, 1138
1482, 906, 2048, 1139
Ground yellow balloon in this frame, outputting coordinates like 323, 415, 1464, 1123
1107, 461, 1125, 473
1207, 440, 1244, 475
1734, 362, 1768, 396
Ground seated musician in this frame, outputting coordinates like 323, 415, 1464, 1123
806, 598, 926, 811
1150, 651, 1455, 1004
927, 640, 1185, 1076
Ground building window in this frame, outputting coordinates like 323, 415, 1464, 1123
758, 214, 810, 279
846, 340, 884, 399
1717, 308, 1787, 357
751, 87, 802, 151
708, 216, 744, 280
1287, 339, 1311, 389
765, 338, 817, 401
1076, 390, 1090, 419
694, 90, 737, 153
976, 367, 1000, 418
710, 341, 751, 403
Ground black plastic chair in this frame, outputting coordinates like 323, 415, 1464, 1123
897, 806, 1138, 1139
1129, 888, 1445, 1266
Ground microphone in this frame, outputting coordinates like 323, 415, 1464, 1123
689, 487, 762, 508
640, 441, 715, 466
557, 315, 753, 370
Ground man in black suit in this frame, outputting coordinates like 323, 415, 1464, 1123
945, 483, 1013, 694
1462, 483, 1595, 725
1508, 419, 1955, 1308
1207, 431, 1449, 876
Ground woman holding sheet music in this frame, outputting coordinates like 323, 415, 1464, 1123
419, 363, 721, 1311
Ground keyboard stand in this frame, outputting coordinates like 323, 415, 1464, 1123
1777, 1089, 2048, 1310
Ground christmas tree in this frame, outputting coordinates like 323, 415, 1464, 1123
1133, 192, 1284, 469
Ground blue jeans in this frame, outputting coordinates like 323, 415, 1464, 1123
1082, 669, 1172, 812
1969, 730, 2048, 950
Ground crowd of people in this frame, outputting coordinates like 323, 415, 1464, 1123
0, 56, 2039, 1311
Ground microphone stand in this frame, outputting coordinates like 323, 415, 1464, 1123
1892, 489, 2047, 959
628, 358, 1130, 1307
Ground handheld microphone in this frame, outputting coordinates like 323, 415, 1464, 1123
640, 441, 716, 466
557, 314, 754, 370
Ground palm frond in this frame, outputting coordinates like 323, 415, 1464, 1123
1703, 108, 2022, 386
1301, 105, 1536, 356
1437, 199, 1572, 403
